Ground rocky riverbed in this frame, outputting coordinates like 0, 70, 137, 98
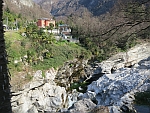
11, 43, 150, 113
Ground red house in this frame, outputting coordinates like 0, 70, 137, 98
37, 18, 55, 28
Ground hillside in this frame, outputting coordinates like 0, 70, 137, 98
4, 29, 92, 90
65, 0, 150, 61
2, 0, 150, 113
33, 0, 116, 18
3, 0, 51, 20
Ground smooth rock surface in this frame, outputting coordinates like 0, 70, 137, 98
134, 105, 150, 113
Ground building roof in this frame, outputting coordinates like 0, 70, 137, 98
58, 24, 68, 27
38, 18, 50, 20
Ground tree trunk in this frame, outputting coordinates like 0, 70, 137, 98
0, 0, 12, 113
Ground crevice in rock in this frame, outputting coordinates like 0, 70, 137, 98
86, 73, 104, 85
111, 68, 116, 73
125, 65, 134, 68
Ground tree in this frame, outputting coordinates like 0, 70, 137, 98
26, 23, 38, 40
55, 22, 59, 34
48, 23, 54, 33
67, 0, 150, 62
0, 0, 12, 112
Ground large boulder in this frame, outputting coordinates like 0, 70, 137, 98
45, 67, 57, 81
81, 56, 150, 113
67, 99, 96, 113
67, 99, 110, 113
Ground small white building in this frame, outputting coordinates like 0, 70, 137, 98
48, 29, 59, 34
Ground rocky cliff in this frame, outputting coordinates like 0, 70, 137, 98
11, 43, 150, 113
3, 0, 51, 20
33, 0, 116, 17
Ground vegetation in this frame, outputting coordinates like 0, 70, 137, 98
3, 7, 27, 30
5, 24, 92, 74
67, 0, 150, 62
70, 81, 89, 93
2, 0, 150, 110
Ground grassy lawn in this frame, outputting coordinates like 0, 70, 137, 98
4, 31, 24, 42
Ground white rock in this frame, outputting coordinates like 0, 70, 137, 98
85, 56, 150, 112
45, 68, 57, 80
98, 43, 150, 74
33, 70, 43, 80
12, 71, 67, 113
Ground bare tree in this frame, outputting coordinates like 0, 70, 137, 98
68, 0, 150, 61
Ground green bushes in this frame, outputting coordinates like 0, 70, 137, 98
70, 82, 89, 93
34, 42, 92, 70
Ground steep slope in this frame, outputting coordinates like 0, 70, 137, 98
3, 0, 51, 20
79, 0, 116, 15
33, 0, 116, 17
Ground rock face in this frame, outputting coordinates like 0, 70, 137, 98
81, 56, 150, 113
11, 59, 90, 113
11, 68, 67, 113
4, 0, 51, 20
19, 0, 33, 7
34, 0, 116, 17
67, 43, 150, 113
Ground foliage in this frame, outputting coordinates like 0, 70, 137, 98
67, 0, 150, 62
70, 81, 89, 93
124, 1, 149, 21
3, 8, 27, 29
34, 42, 91, 70
48, 23, 54, 31
5, 28, 92, 74
5, 31, 27, 73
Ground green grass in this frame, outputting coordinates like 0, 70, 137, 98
5, 31, 27, 58
5, 31, 92, 73
33, 42, 92, 70
5, 31, 24, 42
5, 31, 29, 74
